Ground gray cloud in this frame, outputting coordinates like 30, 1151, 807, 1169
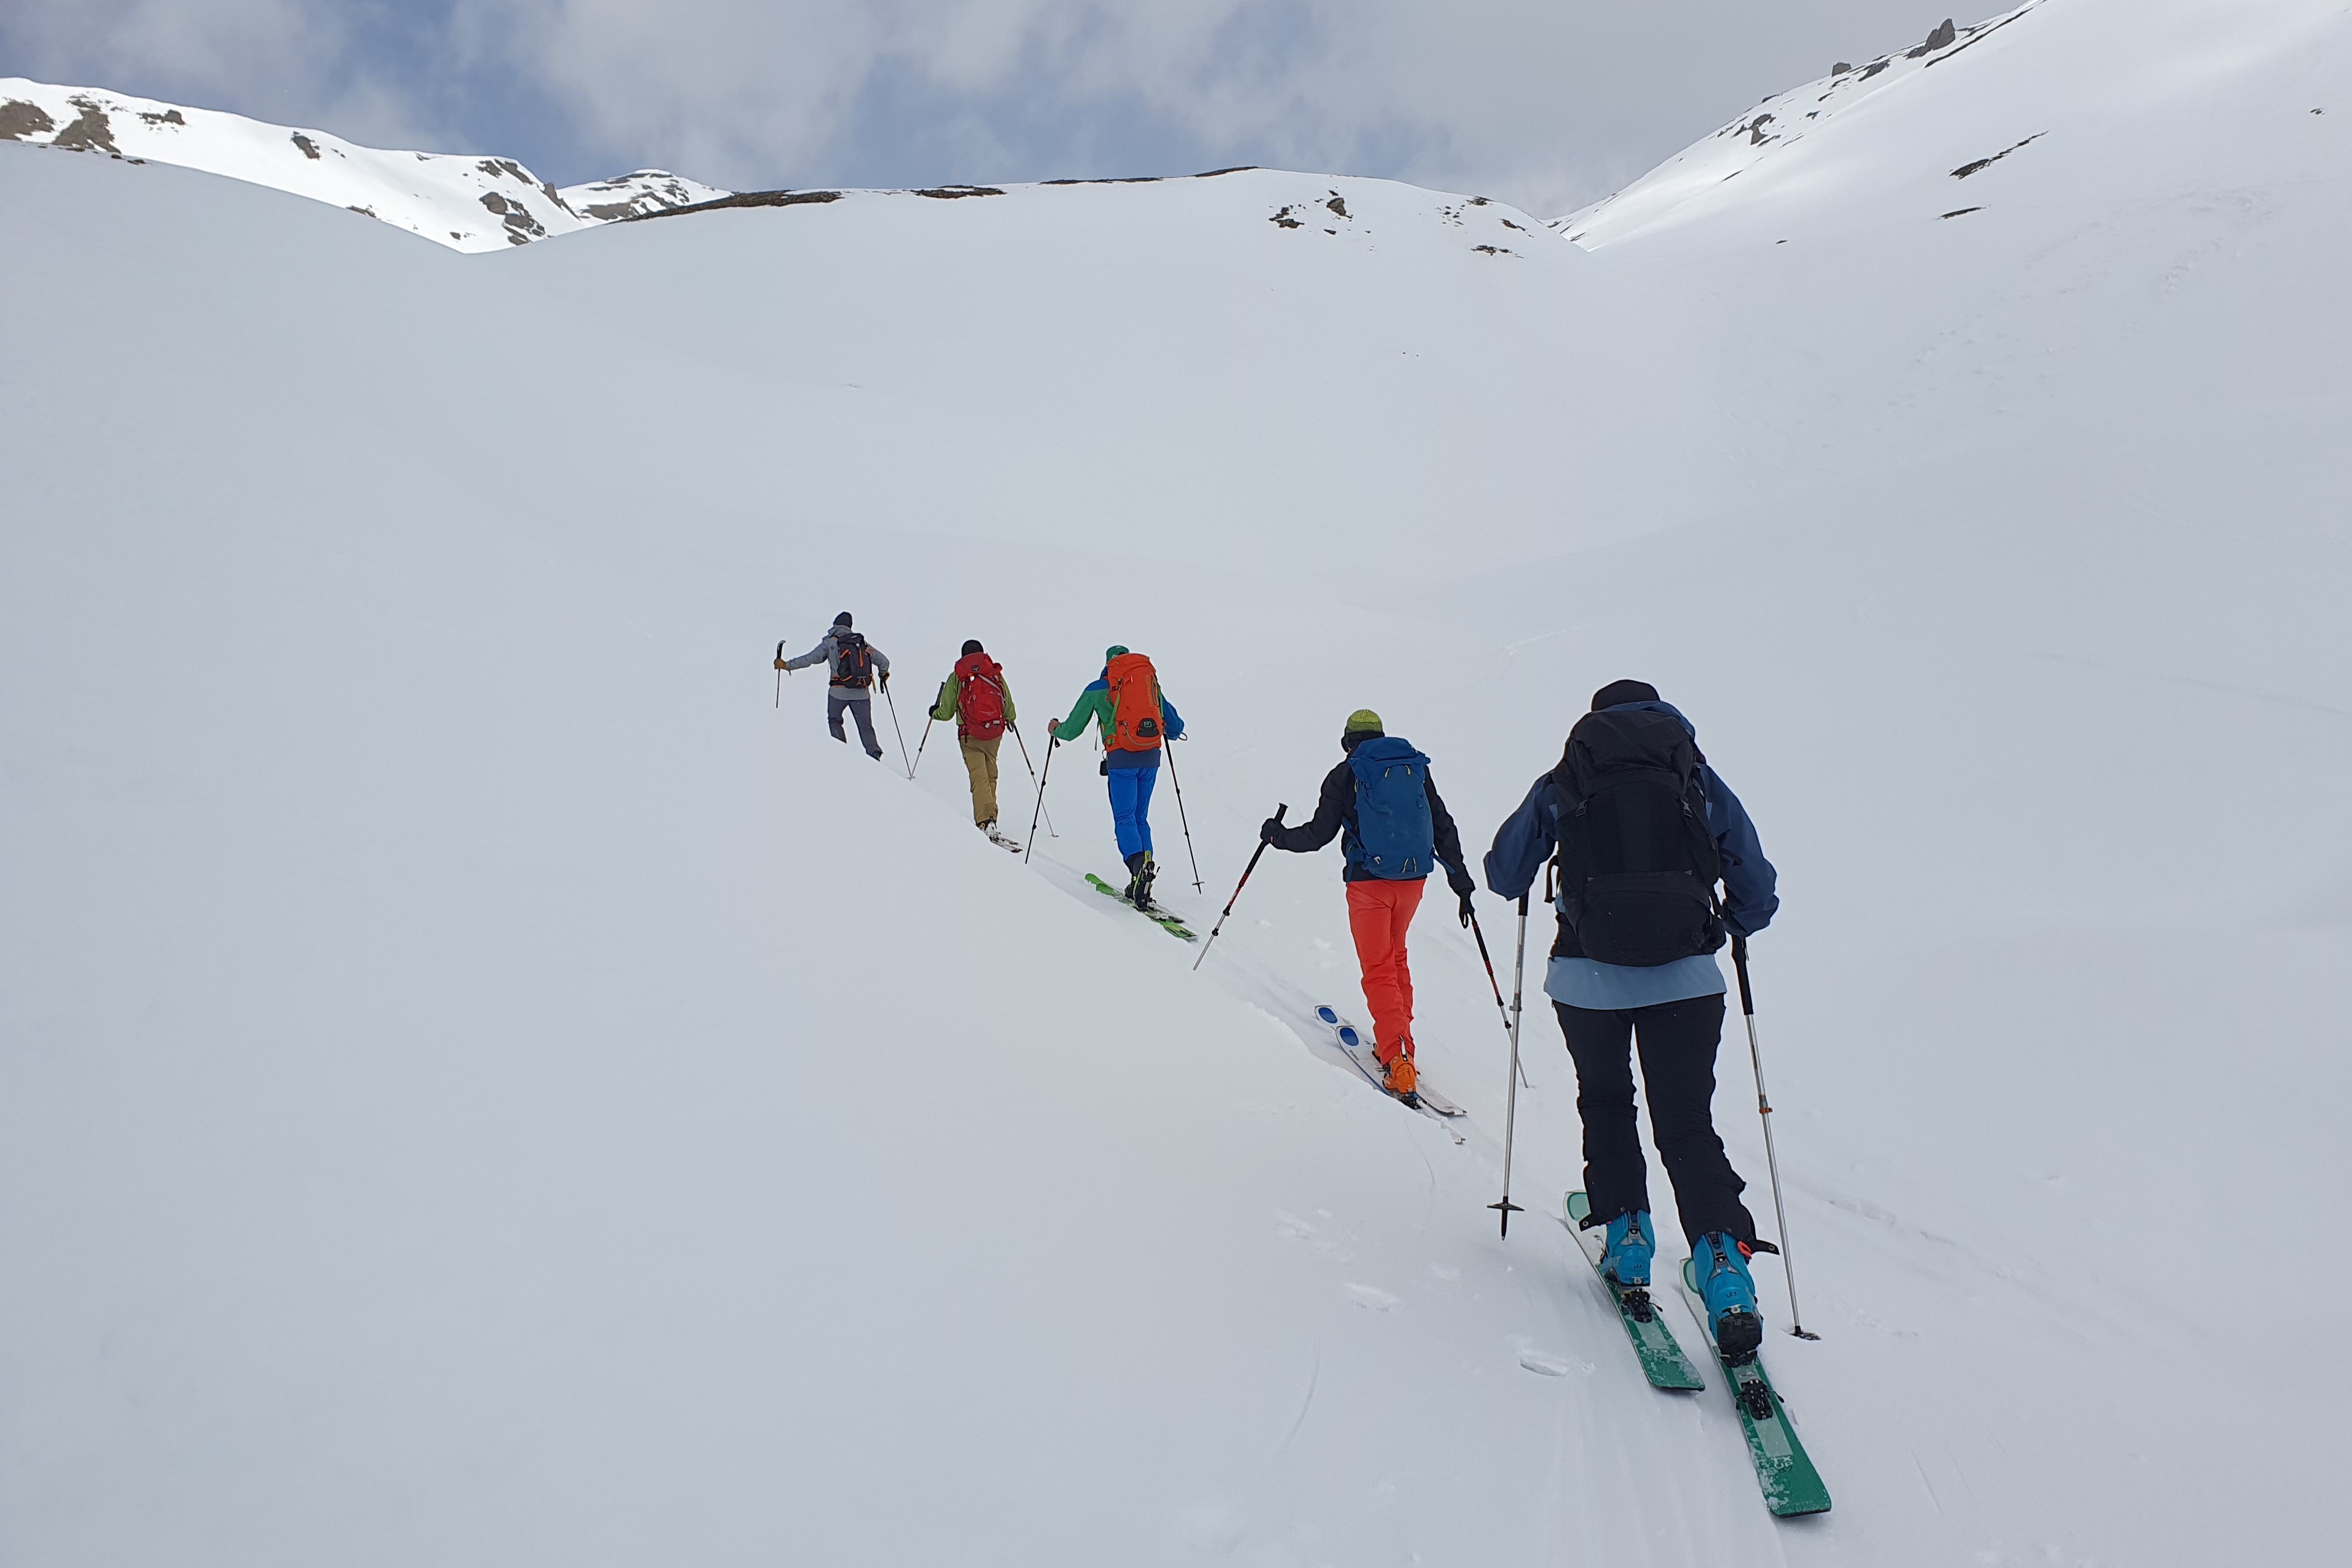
4, 0, 1944, 214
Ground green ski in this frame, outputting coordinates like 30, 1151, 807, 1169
1678, 1255, 1832, 1517
1084, 874, 1197, 940
1563, 1193, 1705, 1391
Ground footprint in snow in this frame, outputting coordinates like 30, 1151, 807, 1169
1345, 1283, 1400, 1312
1508, 1334, 1593, 1377
1274, 1209, 1354, 1262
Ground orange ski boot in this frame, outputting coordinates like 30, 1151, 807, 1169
1382, 1053, 1419, 1102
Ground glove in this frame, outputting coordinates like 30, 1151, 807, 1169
774, 657, 787, 670
1259, 817, 1283, 845
879, 671, 890, 692
1450, 869, 1477, 926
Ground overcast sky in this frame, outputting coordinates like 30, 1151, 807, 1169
3, 1, 1962, 215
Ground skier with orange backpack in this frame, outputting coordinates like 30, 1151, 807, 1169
929, 639, 1021, 848
1047, 646, 1185, 909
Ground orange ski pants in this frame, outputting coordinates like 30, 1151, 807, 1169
1346, 877, 1426, 1065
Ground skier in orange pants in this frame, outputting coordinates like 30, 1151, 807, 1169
1347, 878, 1426, 1078
1261, 710, 1476, 1098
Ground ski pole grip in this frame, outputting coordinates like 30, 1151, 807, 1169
1732, 933, 1756, 1016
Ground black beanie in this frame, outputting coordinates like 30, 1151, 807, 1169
1590, 678, 1661, 712
961, 639, 984, 655
834, 611, 853, 628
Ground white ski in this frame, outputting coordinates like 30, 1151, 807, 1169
1312, 1005, 1466, 1116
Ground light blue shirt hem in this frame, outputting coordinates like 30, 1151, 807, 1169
1545, 952, 1727, 1012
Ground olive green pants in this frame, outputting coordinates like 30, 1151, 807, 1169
960, 735, 1002, 825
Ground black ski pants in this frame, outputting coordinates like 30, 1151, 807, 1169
827, 694, 884, 760
1555, 995, 1757, 1248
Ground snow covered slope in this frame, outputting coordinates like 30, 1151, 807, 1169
1553, 6, 2046, 245
5, 1, 2350, 1563
1556, 0, 2340, 249
0, 78, 725, 250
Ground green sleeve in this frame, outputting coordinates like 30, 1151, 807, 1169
1000, 676, 1016, 725
929, 679, 957, 723
1051, 687, 1105, 744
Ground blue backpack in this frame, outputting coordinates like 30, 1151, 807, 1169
1347, 736, 1435, 878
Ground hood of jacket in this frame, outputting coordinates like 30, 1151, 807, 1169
1600, 699, 1695, 741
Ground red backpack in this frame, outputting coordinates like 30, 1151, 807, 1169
954, 651, 1008, 739
1105, 652, 1164, 752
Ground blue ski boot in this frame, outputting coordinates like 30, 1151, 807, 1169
1695, 1231, 1764, 1364
1601, 1211, 1655, 1289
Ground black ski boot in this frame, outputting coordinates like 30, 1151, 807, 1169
1128, 852, 1159, 912
1121, 850, 1149, 907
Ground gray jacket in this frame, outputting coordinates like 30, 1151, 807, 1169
785, 629, 889, 693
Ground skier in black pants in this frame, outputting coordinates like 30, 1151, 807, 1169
1483, 679, 1779, 1359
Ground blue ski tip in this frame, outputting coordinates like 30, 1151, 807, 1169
1336, 1026, 1363, 1049
1315, 1005, 1340, 1026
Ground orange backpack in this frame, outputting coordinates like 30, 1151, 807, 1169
1104, 652, 1164, 752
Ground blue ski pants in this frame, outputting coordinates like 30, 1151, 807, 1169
1107, 764, 1158, 859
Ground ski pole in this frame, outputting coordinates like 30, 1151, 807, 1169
1467, 908, 1532, 1090
1734, 935, 1818, 1340
1009, 722, 1056, 837
774, 642, 785, 708
882, 681, 913, 778
1160, 738, 1204, 893
1489, 893, 1530, 1237
912, 713, 935, 778
1024, 737, 1058, 864
1191, 804, 1284, 972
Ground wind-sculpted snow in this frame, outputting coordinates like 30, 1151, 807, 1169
4, 1, 2350, 1563
0, 78, 726, 251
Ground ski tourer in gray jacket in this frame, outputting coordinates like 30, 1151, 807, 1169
783, 619, 890, 696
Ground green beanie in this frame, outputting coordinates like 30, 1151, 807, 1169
1105, 645, 1130, 661
1343, 708, 1384, 736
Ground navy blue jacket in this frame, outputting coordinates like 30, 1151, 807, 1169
1482, 702, 1779, 939
1268, 735, 1472, 885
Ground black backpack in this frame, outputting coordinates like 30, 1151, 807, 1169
1547, 708, 1726, 967
832, 631, 873, 688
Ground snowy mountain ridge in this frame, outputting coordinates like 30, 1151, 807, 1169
0, 78, 727, 251
1556, 4, 2048, 244
0, 75, 1557, 264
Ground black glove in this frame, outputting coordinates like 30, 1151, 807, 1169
1259, 817, 1283, 845
1450, 869, 1477, 926
879, 671, 890, 692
